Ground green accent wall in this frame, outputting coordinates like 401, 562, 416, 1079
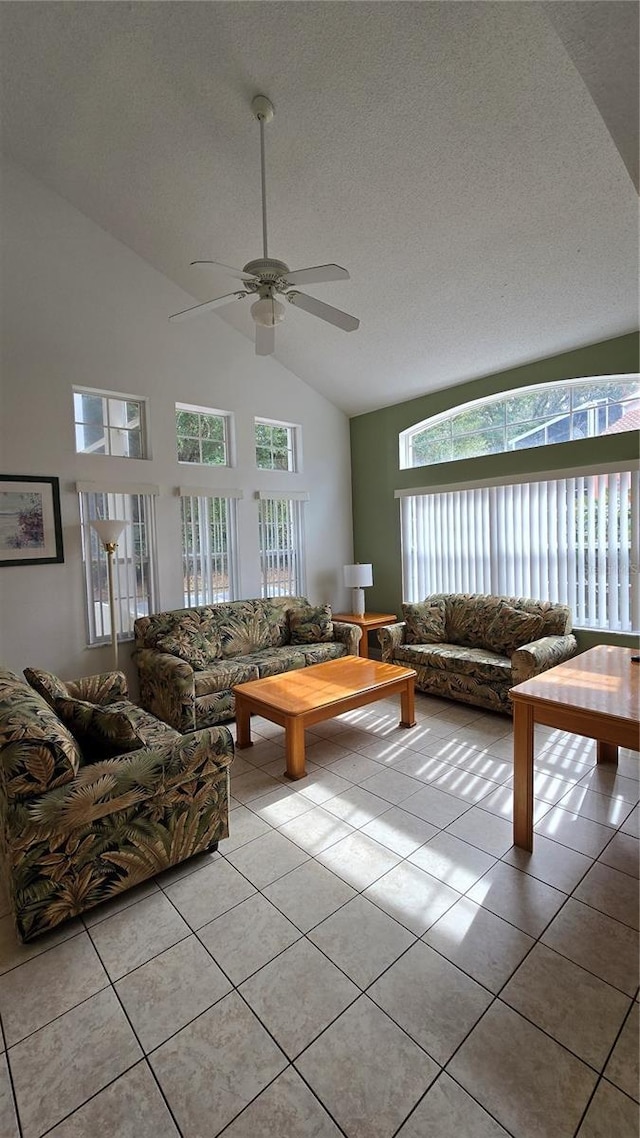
349, 332, 639, 647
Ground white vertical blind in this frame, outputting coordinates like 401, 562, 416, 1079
79, 490, 158, 644
400, 469, 639, 632
179, 494, 239, 606
258, 498, 306, 597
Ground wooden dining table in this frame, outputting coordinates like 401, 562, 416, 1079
510, 645, 640, 850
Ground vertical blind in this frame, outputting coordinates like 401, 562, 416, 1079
400, 469, 639, 632
78, 489, 158, 644
258, 497, 306, 597
180, 494, 238, 606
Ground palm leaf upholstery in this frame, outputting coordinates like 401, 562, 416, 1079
377, 593, 577, 715
134, 597, 362, 730
0, 668, 233, 941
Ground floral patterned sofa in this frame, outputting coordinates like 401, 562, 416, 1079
134, 597, 361, 732
0, 666, 233, 941
378, 593, 577, 715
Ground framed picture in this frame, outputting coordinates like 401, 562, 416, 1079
0, 475, 64, 566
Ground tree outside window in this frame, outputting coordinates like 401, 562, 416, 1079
176, 405, 230, 466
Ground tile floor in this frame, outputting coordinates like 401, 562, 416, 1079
0, 693, 638, 1138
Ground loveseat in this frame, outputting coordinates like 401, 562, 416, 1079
134, 597, 361, 732
378, 593, 577, 715
0, 666, 233, 941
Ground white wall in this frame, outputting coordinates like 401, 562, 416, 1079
0, 159, 354, 690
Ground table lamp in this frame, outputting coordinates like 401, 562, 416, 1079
91, 519, 127, 669
343, 563, 373, 617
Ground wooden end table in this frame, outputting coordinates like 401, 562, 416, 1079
332, 612, 397, 658
233, 655, 416, 780
510, 645, 639, 851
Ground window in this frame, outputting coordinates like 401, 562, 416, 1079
78, 485, 158, 645
180, 491, 240, 606
176, 404, 232, 466
74, 389, 146, 458
399, 467, 640, 632
257, 494, 307, 597
400, 376, 640, 469
255, 418, 298, 471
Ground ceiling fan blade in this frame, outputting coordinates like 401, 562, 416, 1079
283, 264, 350, 286
190, 260, 258, 281
168, 291, 247, 322
255, 324, 275, 356
287, 290, 360, 332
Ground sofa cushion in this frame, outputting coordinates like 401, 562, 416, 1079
207, 600, 272, 658
255, 600, 292, 647
136, 608, 202, 650
289, 604, 334, 644
116, 703, 181, 747
0, 669, 82, 792
157, 625, 221, 671
54, 696, 145, 760
394, 642, 513, 683
235, 647, 307, 678
483, 602, 545, 657
402, 599, 446, 644
193, 659, 260, 697
23, 667, 70, 707
290, 642, 346, 665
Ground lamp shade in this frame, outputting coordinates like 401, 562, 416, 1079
343, 563, 373, 589
91, 519, 127, 546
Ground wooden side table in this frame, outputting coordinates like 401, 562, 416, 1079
332, 612, 398, 658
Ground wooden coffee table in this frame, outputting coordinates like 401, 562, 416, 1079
233, 655, 417, 780
510, 645, 639, 850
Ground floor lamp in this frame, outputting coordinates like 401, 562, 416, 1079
91, 519, 127, 670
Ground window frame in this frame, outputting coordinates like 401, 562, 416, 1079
254, 417, 300, 473
176, 402, 234, 468
77, 483, 159, 646
179, 488, 241, 606
73, 387, 148, 459
399, 375, 640, 470
257, 492, 307, 597
397, 461, 640, 633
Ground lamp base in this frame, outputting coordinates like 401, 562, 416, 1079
351, 587, 366, 617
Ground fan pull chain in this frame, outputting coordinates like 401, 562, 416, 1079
259, 115, 268, 259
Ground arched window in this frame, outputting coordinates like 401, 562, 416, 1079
399, 375, 640, 469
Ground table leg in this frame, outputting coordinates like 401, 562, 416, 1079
359, 631, 369, 658
284, 716, 306, 780
513, 700, 535, 851
597, 740, 618, 764
235, 699, 252, 750
400, 678, 416, 728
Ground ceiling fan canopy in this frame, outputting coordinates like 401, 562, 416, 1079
169, 95, 359, 356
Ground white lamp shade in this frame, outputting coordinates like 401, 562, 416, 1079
91, 519, 127, 546
343, 563, 373, 589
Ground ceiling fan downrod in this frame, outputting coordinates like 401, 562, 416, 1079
251, 95, 274, 261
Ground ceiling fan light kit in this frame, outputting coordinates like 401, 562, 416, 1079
169, 95, 359, 354
251, 294, 285, 327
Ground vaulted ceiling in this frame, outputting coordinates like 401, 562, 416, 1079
1, 1, 637, 415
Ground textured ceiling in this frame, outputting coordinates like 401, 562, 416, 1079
0, 1, 637, 416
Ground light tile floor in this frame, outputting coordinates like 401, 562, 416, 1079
0, 694, 638, 1138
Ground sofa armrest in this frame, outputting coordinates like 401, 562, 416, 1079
65, 671, 129, 705
332, 621, 362, 656
377, 622, 407, 662
23, 726, 233, 831
511, 634, 578, 684
133, 648, 196, 732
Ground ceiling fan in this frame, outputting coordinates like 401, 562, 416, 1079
169, 95, 360, 356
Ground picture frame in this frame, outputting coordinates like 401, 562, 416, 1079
0, 475, 64, 566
